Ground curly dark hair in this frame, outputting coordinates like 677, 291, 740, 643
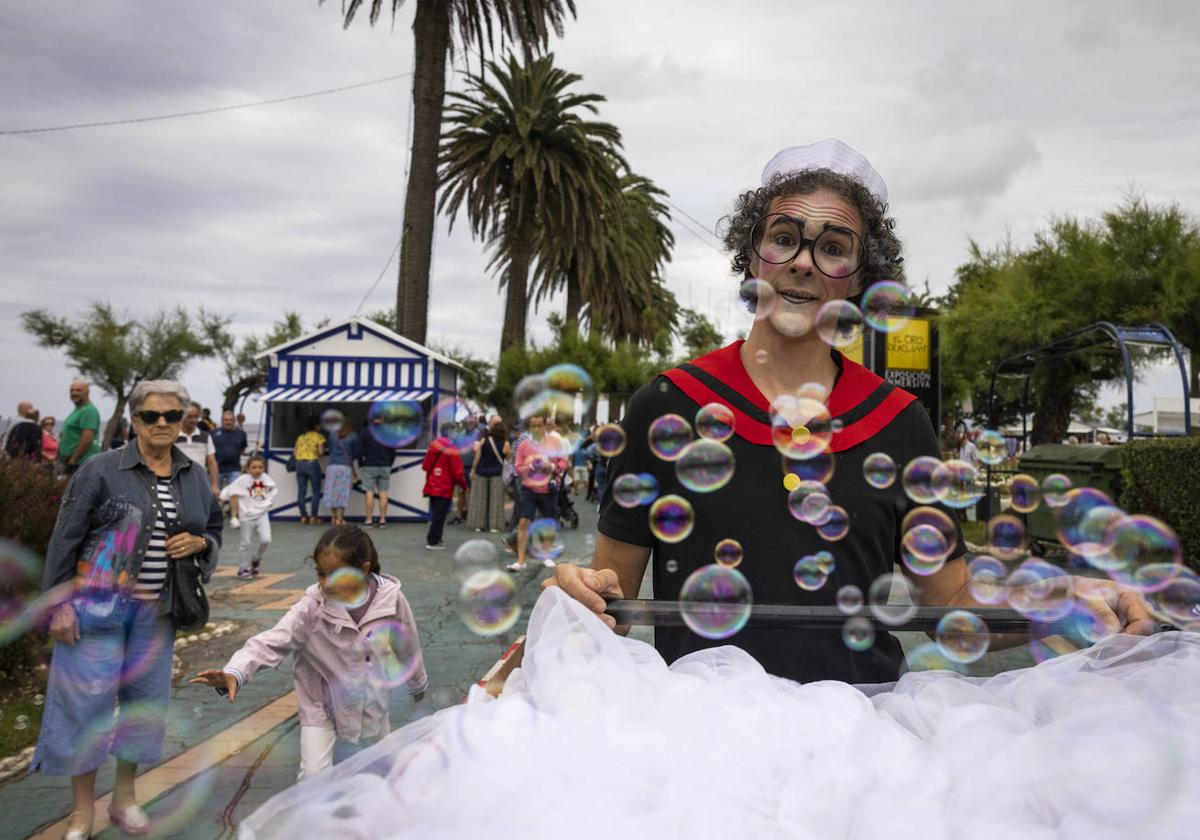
720, 169, 905, 297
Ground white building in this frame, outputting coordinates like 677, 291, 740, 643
1131, 397, 1200, 435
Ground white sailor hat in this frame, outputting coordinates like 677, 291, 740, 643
761, 139, 888, 205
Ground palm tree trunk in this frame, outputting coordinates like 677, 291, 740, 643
564, 264, 582, 327
395, 0, 451, 343
500, 198, 536, 353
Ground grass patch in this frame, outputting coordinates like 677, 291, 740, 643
0, 695, 44, 757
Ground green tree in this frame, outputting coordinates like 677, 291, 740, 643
676, 307, 724, 362
21, 303, 230, 442
425, 341, 495, 405
942, 197, 1199, 444
439, 52, 624, 356
213, 312, 313, 413
331, 0, 576, 344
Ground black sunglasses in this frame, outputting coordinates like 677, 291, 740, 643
136, 409, 185, 425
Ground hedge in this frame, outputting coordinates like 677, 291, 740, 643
1120, 436, 1200, 573
0, 458, 65, 686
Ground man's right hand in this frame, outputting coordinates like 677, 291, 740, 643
541, 563, 624, 630
48, 604, 79, 645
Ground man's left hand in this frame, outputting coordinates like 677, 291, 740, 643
1072, 576, 1156, 637
165, 532, 207, 559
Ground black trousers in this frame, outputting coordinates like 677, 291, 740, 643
426, 495, 452, 545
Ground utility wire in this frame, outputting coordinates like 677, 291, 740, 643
0, 72, 412, 136
353, 236, 403, 317
663, 197, 723, 244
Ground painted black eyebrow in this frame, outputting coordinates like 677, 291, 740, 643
771, 215, 857, 238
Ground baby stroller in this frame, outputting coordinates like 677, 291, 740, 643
557, 471, 580, 530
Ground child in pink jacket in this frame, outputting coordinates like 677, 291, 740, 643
191, 524, 427, 779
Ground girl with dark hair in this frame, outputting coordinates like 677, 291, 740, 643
466, 418, 512, 533
191, 524, 427, 779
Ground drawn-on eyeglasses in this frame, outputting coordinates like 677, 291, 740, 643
750, 214, 863, 279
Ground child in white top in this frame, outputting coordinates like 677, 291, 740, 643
219, 454, 277, 578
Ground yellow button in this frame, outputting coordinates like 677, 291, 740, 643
782, 473, 801, 492
790, 426, 811, 445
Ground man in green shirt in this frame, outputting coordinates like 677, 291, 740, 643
59, 379, 102, 474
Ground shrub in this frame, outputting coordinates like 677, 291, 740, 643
1119, 436, 1200, 573
0, 458, 66, 686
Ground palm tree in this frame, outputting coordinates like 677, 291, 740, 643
329, 0, 577, 344
439, 53, 624, 354
523, 171, 678, 343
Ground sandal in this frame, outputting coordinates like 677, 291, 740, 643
108, 802, 151, 836
63, 811, 92, 840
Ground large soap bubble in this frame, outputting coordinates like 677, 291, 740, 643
679, 564, 752, 640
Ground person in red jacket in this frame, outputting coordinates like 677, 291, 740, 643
421, 423, 468, 550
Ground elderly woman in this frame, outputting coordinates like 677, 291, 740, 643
547, 139, 1154, 685
33, 380, 222, 840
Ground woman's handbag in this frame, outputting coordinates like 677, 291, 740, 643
169, 551, 210, 632
285, 454, 297, 473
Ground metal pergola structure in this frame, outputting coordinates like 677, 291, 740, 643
982, 322, 1192, 521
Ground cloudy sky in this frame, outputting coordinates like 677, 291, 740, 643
3, 0, 1197, 429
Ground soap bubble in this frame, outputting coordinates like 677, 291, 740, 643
675, 440, 735, 493
786, 480, 829, 523
784, 450, 836, 485
319, 409, 345, 434
976, 430, 1006, 466
842, 616, 875, 651
987, 514, 1027, 561
739, 278, 778, 320
902, 456, 950, 504
793, 555, 829, 591
1009, 474, 1040, 514
1006, 559, 1074, 623
1075, 504, 1126, 558
367, 400, 423, 449
647, 414, 693, 462
13, 715, 28, 731
863, 452, 897, 489
769, 395, 832, 460
458, 569, 519, 636
679, 564, 753, 640
868, 572, 920, 626
935, 610, 990, 664
1148, 569, 1200, 628
324, 566, 369, 609
861, 280, 914, 332
815, 299, 864, 348
611, 473, 659, 508
648, 495, 694, 543
1103, 515, 1182, 577
797, 381, 829, 402
595, 423, 627, 457
901, 523, 950, 576
904, 642, 969, 674
665, 559, 679, 574
514, 374, 549, 420
1041, 473, 1073, 507
798, 491, 832, 526
543, 363, 596, 417
754, 349, 769, 364
365, 620, 422, 689
695, 402, 735, 442
454, 539, 497, 578
1054, 487, 1115, 555
430, 397, 485, 454
816, 505, 850, 541
837, 584, 864, 614
713, 539, 744, 569
527, 518, 564, 562
939, 458, 984, 510
967, 555, 1008, 605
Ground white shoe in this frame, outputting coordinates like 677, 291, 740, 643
229, 517, 240, 528
506, 562, 526, 573
542, 558, 557, 568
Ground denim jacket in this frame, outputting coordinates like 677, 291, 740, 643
43, 442, 223, 616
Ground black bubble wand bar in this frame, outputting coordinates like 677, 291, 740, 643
602, 600, 1177, 635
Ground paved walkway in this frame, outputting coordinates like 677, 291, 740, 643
4, 503, 604, 840
3, 498, 1036, 839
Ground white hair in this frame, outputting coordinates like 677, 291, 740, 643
128, 380, 191, 413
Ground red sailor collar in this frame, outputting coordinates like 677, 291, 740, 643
661, 339, 916, 452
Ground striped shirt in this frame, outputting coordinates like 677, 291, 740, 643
134, 477, 175, 600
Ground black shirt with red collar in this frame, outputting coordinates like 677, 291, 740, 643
598, 340, 964, 685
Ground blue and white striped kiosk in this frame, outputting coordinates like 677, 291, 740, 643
254, 316, 465, 522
